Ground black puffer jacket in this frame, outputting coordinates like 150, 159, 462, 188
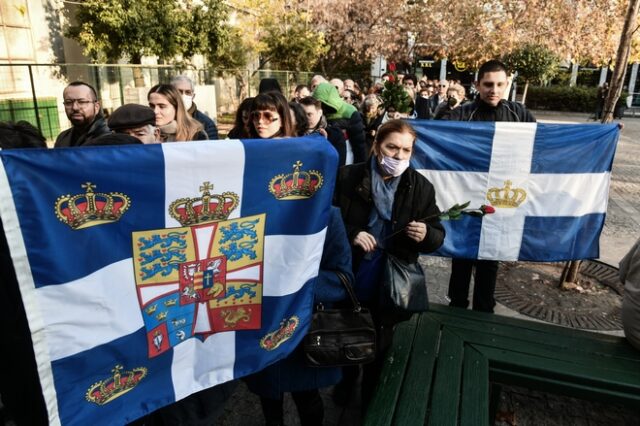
448, 99, 536, 122
54, 114, 110, 147
334, 162, 445, 270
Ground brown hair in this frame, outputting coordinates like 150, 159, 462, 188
248, 92, 296, 138
373, 119, 417, 154
148, 84, 203, 141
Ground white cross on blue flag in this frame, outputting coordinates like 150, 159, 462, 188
0, 136, 337, 425
411, 120, 620, 261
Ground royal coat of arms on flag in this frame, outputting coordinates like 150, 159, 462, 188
0, 136, 337, 425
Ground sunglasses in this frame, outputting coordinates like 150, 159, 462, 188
251, 110, 279, 123
439, 84, 447, 87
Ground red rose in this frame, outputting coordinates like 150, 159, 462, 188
481, 205, 495, 214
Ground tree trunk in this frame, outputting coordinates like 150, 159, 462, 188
558, 0, 640, 288
602, 0, 640, 124
560, 260, 582, 289
131, 54, 146, 88
521, 80, 529, 105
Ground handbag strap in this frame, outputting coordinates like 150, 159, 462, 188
335, 271, 364, 312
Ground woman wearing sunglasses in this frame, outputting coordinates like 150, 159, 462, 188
244, 91, 354, 426
247, 92, 296, 139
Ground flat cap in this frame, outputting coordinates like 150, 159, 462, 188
108, 104, 156, 131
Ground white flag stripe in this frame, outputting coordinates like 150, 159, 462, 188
0, 161, 61, 425
227, 264, 261, 281
194, 302, 213, 333
479, 123, 536, 258
170, 332, 236, 402
416, 170, 489, 211
139, 283, 180, 305
525, 173, 611, 216
162, 140, 246, 226
38, 259, 142, 361
263, 229, 327, 297
478, 214, 526, 260
194, 224, 216, 260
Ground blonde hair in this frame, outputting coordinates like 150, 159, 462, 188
148, 84, 203, 141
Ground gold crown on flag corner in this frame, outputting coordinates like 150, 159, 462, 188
85, 364, 147, 405
169, 181, 239, 226
486, 180, 527, 208
268, 161, 323, 200
55, 182, 131, 230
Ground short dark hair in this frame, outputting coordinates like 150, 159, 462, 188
65, 81, 98, 101
298, 96, 321, 108
0, 121, 46, 149
477, 60, 508, 81
404, 74, 418, 86
288, 101, 309, 136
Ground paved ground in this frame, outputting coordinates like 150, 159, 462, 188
214, 111, 640, 426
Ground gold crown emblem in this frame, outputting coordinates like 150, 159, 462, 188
269, 161, 323, 200
486, 180, 526, 208
169, 181, 239, 226
85, 364, 147, 405
260, 316, 299, 351
55, 182, 130, 230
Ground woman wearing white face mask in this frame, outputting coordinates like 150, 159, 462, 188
333, 119, 445, 406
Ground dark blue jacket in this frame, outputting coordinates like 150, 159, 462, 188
192, 107, 219, 140
244, 207, 353, 398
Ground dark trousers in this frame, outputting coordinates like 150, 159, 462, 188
260, 389, 324, 426
448, 258, 498, 313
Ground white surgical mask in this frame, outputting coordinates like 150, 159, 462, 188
379, 155, 410, 177
181, 94, 193, 111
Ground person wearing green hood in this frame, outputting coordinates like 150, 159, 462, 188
313, 82, 367, 164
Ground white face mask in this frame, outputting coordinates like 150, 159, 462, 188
181, 94, 193, 111
379, 155, 410, 177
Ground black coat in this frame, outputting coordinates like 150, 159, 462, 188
54, 114, 110, 147
329, 111, 367, 163
334, 162, 445, 270
449, 99, 536, 123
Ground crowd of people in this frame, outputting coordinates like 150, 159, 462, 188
1, 59, 638, 426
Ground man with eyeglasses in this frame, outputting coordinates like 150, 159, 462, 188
427, 80, 449, 117
55, 81, 110, 147
171, 75, 219, 140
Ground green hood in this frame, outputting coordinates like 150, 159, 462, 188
312, 82, 356, 120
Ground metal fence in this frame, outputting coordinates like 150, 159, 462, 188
0, 63, 323, 141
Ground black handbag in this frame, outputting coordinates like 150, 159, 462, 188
381, 253, 429, 312
303, 271, 376, 367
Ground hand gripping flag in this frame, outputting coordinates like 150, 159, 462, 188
0, 136, 337, 425
410, 120, 619, 261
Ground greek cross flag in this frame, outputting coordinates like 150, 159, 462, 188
411, 120, 619, 261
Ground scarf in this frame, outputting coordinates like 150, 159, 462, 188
368, 156, 400, 248
158, 120, 178, 142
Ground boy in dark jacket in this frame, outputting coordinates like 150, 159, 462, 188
447, 60, 536, 313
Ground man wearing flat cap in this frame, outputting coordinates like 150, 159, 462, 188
108, 104, 161, 144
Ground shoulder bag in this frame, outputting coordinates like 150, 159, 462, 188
303, 271, 376, 367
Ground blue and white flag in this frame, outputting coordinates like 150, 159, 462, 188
0, 136, 337, 425
410, 120, 619, 261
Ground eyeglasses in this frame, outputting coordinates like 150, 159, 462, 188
177, 89, 194, 96
251, 110, 279, 123
63, 99, 95, 107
